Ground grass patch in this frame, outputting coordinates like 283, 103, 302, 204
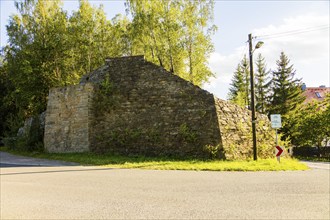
0, 146, 308, 171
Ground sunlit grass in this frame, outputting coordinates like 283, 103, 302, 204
0, 146, 309, 171
108, 158, 308, 171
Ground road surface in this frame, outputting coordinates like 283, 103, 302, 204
1, 151, 329, 219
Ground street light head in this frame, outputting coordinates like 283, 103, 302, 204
255, 41, 264, 49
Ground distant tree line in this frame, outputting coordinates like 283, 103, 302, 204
0, 0, 216, 139
228, 51, 330, 147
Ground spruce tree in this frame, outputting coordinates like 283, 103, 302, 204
228, 64, 245, 106
228, 56, 249, 107
254, 53, 270, 114
269, 52, 305, 116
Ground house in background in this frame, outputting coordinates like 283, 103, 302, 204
302, 84, 330, 104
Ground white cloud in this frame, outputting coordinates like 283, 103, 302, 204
204, 54, 232, 99
204, 46, 249, 100
204, 14, 329, 100
254, 14, 329, 75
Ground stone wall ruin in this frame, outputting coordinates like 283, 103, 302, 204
44, 56, 275, 159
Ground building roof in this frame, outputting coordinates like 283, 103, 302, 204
303, 86, 330, 104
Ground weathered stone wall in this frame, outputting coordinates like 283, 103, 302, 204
44, 83, 94, 153
214, 98, 274, 160
44, 56, 275, 159
83, 56, 222, 158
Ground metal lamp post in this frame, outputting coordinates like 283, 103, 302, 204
248, 33, 264, 161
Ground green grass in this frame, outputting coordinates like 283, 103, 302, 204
0, 146, 309, 171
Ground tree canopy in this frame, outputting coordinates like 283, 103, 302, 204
0, 0, 216, 138
126, 0, 216, 86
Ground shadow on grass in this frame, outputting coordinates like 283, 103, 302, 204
0, 147, 209, 166
294, 156, 330, 163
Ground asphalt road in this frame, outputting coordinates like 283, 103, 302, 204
1, 152, 329, 220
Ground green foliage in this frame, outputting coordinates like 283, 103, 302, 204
127, 0, 216, 86
228, 51, 306, 146
268, 52, 305, 116
2, 113, 24, 137
2, 137, 18, 150
203, 144, 221, 159
68, 0, 127, 73
292, 146, 330, 160
3, 115, 44, 152
178, 123, 198, 144
283, 95, 330, 147
0, 60, 19, 137
228, 56, 250, 107
4, 0, 73, 119
254, 53, 271, 114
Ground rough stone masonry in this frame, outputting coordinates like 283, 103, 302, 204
44, 55, 275, 159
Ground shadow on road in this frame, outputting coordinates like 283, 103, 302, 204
0, 165, 114, 176
0, 163, 45, 168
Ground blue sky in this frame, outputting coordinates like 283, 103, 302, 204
1, 0, 329, 100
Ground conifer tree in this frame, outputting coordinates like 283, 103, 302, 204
241, 55, 250, 107
268, 52, 305, 116
228, 64, 244, 104
254, 53, 270, 114
228, 56, 249, 107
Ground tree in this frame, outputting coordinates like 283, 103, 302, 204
241, 56, 250, 107
110, 14, 133, 56
180, 0, 216, 86
126, 0, 216, 86
284, 96, 330, 147
228, 56, 249, 107
69, 0, 112, 75
5, 0, 71, 118
254, 53, 270, 114
268, 52, 305, 142
127, 0, 181, 70
0, 53, 20, 137
228, 64, 245, 106
4, 0, 131, 120
268, 52, 305, 116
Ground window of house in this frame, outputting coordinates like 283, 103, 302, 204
315, 92, 322, 98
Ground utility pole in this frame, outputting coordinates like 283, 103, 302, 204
248, 33, 257, 161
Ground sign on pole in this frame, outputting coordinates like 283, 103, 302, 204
270, 114, 282, 128
275, 146, 283, 157
275, 145, 284, 162
271, 114, 282, 162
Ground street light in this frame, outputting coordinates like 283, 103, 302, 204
248, 33, 264, 161
255, 41, 264, 50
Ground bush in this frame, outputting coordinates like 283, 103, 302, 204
292, 146, 330, 158
3, 114, 44, 152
